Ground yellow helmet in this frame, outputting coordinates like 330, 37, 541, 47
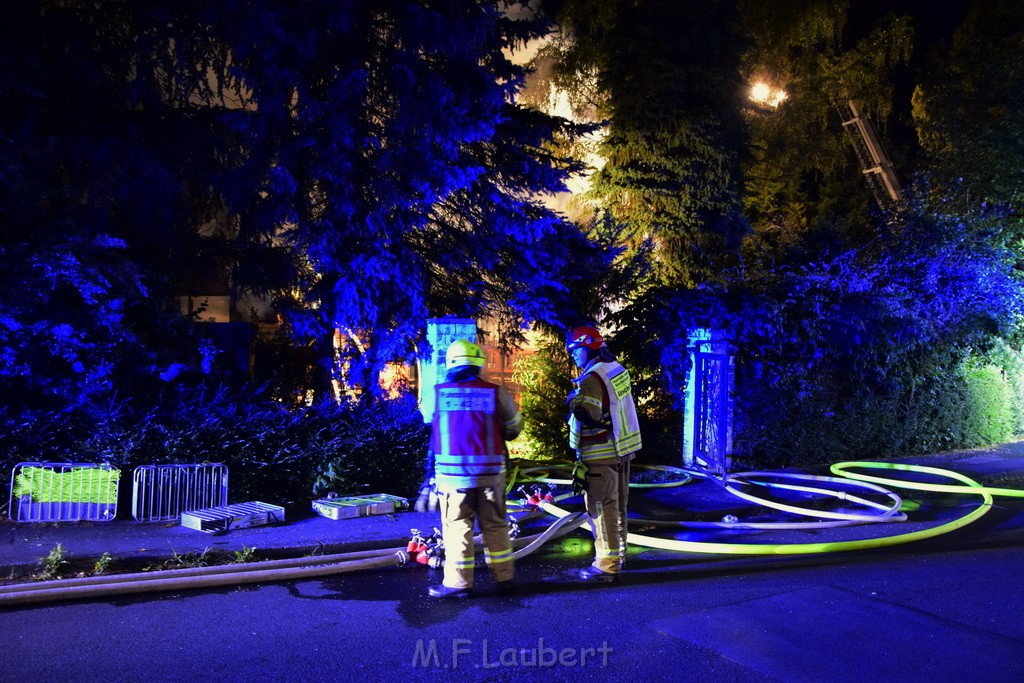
446, 340, 485, 369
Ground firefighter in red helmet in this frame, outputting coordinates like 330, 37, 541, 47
427, 340, 523, 598
566, 325, 642, 581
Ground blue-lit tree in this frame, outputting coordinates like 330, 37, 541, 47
180, 1, 604, 394
1, 1, 609, 403
610, 191, 1024, 464
0, 1, 616, 500
0, 1, 219, 415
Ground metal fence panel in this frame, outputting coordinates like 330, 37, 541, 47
9, 462, 120, 522
695, 352, 733, 476
132, 463, 229, 522
181, 501, 284, 533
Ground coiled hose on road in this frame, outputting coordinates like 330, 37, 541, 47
1, 460, 1019, 607
538, 462, 996, 555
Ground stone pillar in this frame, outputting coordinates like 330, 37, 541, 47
418, 318, 477, 424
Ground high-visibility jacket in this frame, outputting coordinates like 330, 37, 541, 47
568, 360, 642, 464
431, 378, 523, 489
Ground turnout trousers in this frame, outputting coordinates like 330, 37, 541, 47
583, 458, 631, 573
439, 485, 514, 589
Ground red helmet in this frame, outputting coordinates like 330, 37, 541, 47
566, 325, 605, 350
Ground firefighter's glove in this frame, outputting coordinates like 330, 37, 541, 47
566, 387, 581, 416
570, 460, 589, 496
414, 477, 437, 512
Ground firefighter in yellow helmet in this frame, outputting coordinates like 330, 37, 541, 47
566, 325, 642, 581
427, 340, 523, 598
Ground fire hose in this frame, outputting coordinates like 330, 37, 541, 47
0, 550, 409, 608
531, 464, 908, 528
0, 511, 587, 608
537, 461, 997, 555
2, 461, 1018, 607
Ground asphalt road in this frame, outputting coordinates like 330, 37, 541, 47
3, 496, 1024, 683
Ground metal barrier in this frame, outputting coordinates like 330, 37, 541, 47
9, 462, 121, 522
181, 501, 284, 533
132, 463, 228, 522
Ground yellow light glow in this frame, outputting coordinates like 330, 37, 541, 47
378, 362, 412, 400
750, 81, 788, 108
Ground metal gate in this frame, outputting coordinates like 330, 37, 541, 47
693, 352, 733, 475
132, 463, 228, 522
684, 328, 735, 475
9, 462, 120, 522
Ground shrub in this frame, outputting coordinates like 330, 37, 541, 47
511, 329, 683, 465
963, 362, 1016, 445
510, 335, 575, 461
732, 340, 1024, 468
0, 384, 431, 518
310, 393, 430, 499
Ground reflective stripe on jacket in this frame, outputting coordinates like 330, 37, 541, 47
569, 361, 642, 464
431, 378, 521, 489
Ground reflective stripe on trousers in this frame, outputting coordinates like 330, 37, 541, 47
617, 457, 631, 561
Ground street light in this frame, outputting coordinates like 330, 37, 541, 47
750, 81, 787, 108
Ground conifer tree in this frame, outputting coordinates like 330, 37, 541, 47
188, 0, 602, 392
540, 0, 750, 288
1, 0, 609, 399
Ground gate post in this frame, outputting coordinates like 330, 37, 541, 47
682, 328, 735, 475
418, 318, 477, 424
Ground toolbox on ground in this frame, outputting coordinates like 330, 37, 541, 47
312, 493, 409, 520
